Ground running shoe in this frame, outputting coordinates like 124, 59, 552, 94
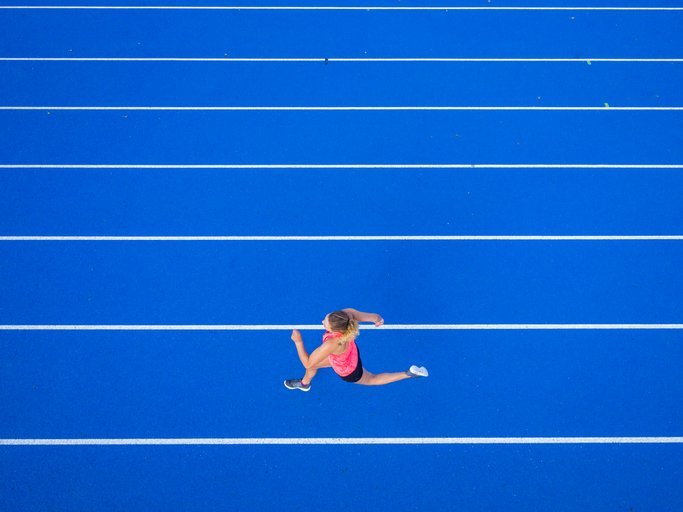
407, 365, 429, 378
284, 379, 311, 392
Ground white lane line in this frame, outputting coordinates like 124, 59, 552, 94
3, 106, 682, 111
1, 6, 683, 11
2, 437, 682, 446
3, 58, 682, 62
1, 164, 682, 169
1, 324, 682, 330
1, 236, 683, 241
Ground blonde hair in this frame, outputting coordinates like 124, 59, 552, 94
327, 310, 359, 344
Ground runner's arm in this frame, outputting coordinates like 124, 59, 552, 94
343, 308, 384, 326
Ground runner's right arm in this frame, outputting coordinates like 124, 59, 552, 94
343, 308, 384, 327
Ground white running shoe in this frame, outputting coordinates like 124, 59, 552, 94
407, 365, 429, 378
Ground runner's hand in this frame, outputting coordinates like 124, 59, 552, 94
291, 329, 303, 344
374, 315, 384, 327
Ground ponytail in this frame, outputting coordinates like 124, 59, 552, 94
327, 310, 360, 343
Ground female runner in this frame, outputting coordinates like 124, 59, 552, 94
284, 308, 428, 392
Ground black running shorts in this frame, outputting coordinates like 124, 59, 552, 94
340, 349, 364, 383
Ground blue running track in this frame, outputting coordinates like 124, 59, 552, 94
1, 2, 682, 511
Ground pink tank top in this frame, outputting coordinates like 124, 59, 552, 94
323, 331, 359, 377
